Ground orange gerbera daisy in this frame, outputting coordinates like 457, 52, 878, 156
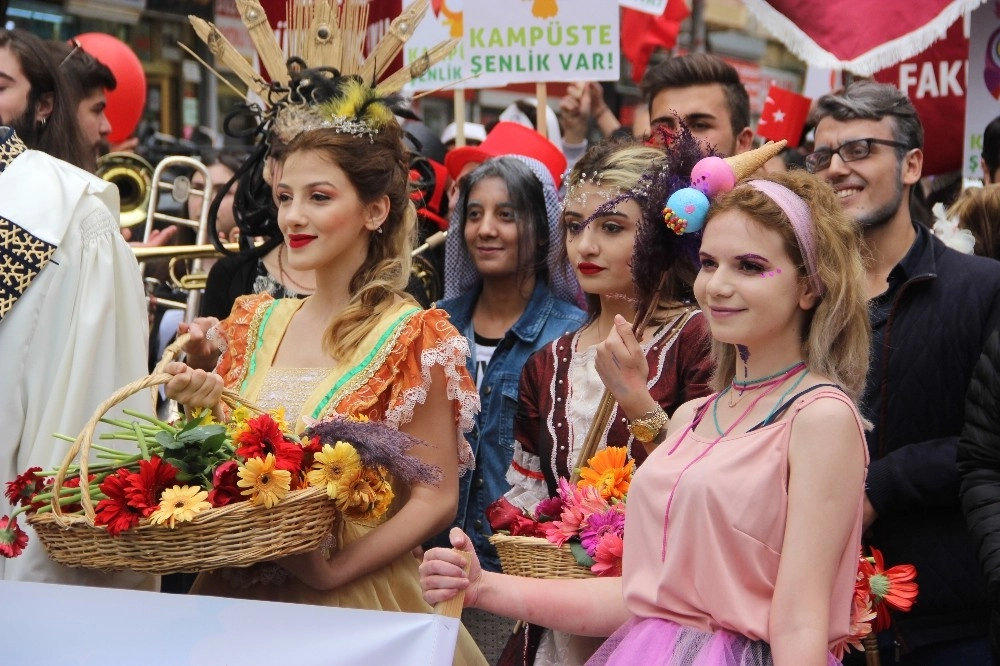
577, 446, 634, 501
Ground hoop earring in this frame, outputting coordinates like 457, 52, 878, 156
37, 117, 48, 129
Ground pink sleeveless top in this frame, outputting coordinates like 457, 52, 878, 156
620, 388, 868, 650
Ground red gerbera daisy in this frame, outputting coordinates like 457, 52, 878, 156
0, 515, 28, 558
234, 413, 286, 460
94, 469, 143, 536
272, 439, 305, 478
5, 466, 43, 507
860, 546, 919, 632
125, 457, 178, 517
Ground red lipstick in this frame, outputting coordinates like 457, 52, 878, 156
288, 234, 316, 249
577, 262, 605, 275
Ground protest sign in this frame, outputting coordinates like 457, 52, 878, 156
463, 0, 620, 87
963, 1, 1000, 180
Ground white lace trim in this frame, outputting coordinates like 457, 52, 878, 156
206, 323, 227, 354
383, 334, 480, 477
503, 443, 549, 515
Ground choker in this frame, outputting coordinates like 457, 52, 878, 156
732, 360, 807, 391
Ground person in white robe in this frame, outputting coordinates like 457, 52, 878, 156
0, 127, 157, 590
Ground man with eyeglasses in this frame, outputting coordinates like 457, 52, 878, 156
810, 80, 1000, 665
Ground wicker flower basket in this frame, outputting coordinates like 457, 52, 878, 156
489, 533, 594, 579
27, 372, 337, 575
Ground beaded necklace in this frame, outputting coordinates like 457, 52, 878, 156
721, 361, 807, 426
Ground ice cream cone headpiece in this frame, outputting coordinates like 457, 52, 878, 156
662, 140, 788, 235
189, 0, 459, 141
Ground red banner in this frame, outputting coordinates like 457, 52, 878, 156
743, 0, 973, 76
873, 18, 968, 176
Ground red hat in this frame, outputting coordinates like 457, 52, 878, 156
444, 121, 567, 187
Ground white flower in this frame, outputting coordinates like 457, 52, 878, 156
931, 203, 976, 255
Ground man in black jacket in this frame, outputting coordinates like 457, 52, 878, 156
810, 81, 1000, 664
961, 329, 1000, 664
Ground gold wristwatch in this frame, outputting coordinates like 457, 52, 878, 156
627, 407, 669, 443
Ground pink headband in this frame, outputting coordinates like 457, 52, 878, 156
744, 180, 825, 297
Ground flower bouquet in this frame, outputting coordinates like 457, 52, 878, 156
840, 546, 919, 663
1, 372, 439, 574
488, 447, 632, 579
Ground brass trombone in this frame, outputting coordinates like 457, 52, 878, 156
96, 152, 154, 228
138, 156, 216, 322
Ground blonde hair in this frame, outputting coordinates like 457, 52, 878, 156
705, 170, 871, 403
948, 184, 1000, 260
280, 124, 417, 361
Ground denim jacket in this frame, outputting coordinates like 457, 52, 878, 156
430, 281, 586, 571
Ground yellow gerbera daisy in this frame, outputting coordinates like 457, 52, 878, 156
268, 407, 291, 433
578, 446, 634, 501
237, 454, 292, 508
307, 441, 362, 498
336, 467, 390, 518
149, 485, 212, 528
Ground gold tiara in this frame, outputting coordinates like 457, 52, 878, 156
188, 0, 459, 138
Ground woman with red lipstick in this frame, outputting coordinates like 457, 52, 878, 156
491, 138, 714, 666
500, 139, 713, 527
162, 65, 487, 665
421, 168, 872, 666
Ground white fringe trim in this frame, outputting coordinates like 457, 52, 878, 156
743, 0, 984, 76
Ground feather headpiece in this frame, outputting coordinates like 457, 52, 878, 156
188, 0, 459, 140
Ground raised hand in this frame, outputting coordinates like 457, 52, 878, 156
419, 527, 482, 607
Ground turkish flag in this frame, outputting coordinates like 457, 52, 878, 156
621, 0, 691, 84
756, 85, 812, 148
872, 17, 967, 176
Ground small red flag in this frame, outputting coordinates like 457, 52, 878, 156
621, 0, 691, 84
756, 85, 812, 148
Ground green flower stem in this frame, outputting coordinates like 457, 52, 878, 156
90, 443, 137, 457
122, 408, 178, 432
53, 433, 78, 444
133, 423, 150, 461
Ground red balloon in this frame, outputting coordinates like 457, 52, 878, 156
72, 33, 147, 144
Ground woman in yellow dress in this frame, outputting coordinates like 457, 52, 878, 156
162, 68, 486, 666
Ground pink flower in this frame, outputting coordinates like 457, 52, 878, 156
580, 505, 626, 556
545, 479, 609, 547
591, 533, 624, 577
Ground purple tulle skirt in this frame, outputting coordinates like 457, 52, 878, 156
585, 617, 842, 666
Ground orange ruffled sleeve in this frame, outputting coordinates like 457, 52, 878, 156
209, 292, 273, 394
333, 307, 480, 475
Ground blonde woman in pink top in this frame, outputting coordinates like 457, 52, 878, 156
421, 168, 872, 666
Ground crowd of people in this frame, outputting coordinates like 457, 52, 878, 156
2, 19, 1000, 666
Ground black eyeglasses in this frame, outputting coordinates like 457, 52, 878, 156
804, 138, 911, 173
